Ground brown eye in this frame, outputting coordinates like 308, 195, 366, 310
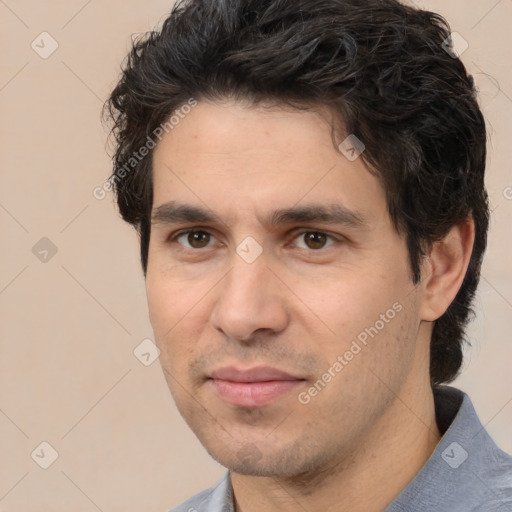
188, 231, 210, 248
176, 230, 213, 249
293, 231, 335, 250
303, 232, 328, 250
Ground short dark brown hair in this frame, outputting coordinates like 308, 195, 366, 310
104, 0, 489, 386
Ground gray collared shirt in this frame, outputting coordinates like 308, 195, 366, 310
168, 386, 512, 512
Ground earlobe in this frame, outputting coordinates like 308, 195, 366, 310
420, 216, 475, 322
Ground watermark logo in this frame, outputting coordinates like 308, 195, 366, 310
338, 134, 365, 161
237, 443, 263, 466
236, 236, 263, 264
32, 237, 58, 263
31, 441, 59, 469
31, 32, 59, 59
94, 98, 198, 200
133, 338, 160, 366
442, 32, 469, 59
441, 441, 468, 469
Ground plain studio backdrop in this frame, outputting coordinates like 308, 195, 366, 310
0, 0, 511, 510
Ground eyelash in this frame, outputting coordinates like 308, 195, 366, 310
169, 228, 339, 252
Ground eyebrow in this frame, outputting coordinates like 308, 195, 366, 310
151, 201, 367, 229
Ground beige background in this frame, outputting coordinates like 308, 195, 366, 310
0, 0, 511, 510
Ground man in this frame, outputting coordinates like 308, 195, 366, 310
104, 0, 512, 510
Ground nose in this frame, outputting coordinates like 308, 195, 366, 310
209, 249, 290, 343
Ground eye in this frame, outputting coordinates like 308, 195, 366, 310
170, 229, 338, 252
291, 231, 337, 250
173, 229, 217, 249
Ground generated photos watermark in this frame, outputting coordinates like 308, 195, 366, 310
298, 301, 403, 405
94, 98, 198, 200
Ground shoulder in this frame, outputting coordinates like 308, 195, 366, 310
386, 387, 512, 512
473, 445, 512, 511
436, 387, 512, 511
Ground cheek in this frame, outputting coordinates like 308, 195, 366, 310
291, 270, 401, 338
146, 278, 175, 338
146, 272, 210, 366
147, 277, 186, 359
305, 301, 417, 424
302, 276, 416, 390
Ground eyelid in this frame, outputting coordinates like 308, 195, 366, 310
168, 227, 215, 238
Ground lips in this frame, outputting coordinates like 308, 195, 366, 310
208, 366, 305, 407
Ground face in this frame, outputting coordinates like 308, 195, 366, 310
147, 100, 428, 477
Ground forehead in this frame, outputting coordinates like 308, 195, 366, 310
151, 100, 388, 226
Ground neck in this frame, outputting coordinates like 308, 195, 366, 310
230, 354, 441, 511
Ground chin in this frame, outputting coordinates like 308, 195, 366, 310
204, 441, 325, 478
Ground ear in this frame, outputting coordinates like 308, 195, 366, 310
420, 216, 475, 322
